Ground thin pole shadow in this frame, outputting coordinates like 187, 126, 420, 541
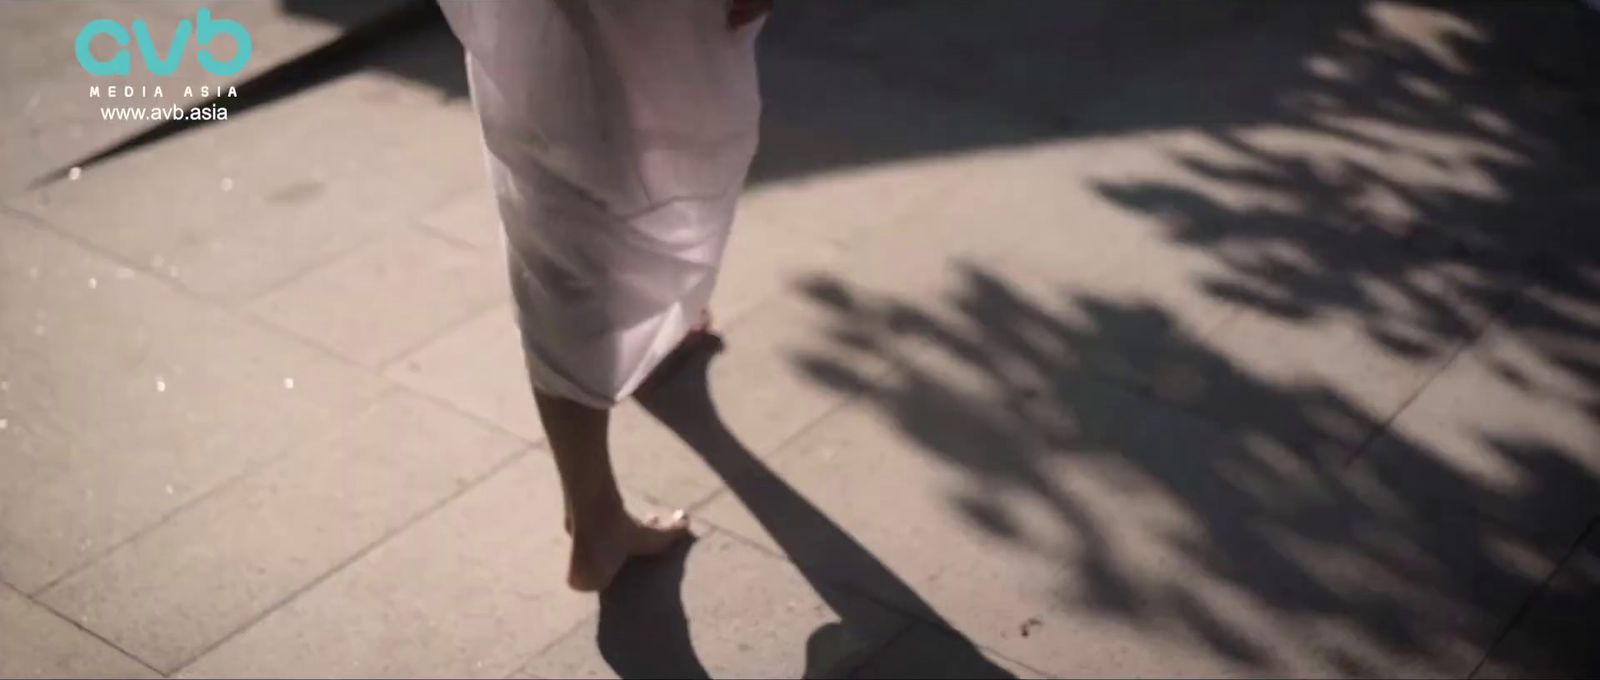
633, 339, 1016, 679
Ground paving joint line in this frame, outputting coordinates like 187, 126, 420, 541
372, 297, 510, 376
24, 589, 166, 678
26, 385, 408, 597
1338, 280, 1533, 472
693, 512, 1049, 678
409, 209, 499, 253
169, 446, 530, 674
209, 172, 487, 309
225, 294, 550, 450
500, 525, 728, 678
1467, 515, 1599, 679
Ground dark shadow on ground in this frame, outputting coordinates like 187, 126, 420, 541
62, 0, 1591, 674
580, 2, 1600, 674
1089, 1, 1600, 365
789, 262, 1600, 676
344, 1, 1598, 674
596, 539, 711, 680
628, 342, 1017, 679
740, 4, 1598, 673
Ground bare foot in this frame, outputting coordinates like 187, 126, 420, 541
567, 510, 691, 592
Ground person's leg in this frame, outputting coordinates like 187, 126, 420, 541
533, 389, 688, 592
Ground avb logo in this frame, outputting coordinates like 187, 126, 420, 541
75, 8, 252, 77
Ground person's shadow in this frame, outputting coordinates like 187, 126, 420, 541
594, 338, 1015, 679
596, 538, 711, 679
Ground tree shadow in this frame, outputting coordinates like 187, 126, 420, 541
619, 340, 1016, 679
500, 1, 1596, 674
161, 1, 1595, 674
1090, 1, 1600, 359
788, 262, 1600, 675
1057, 6, 1600, 672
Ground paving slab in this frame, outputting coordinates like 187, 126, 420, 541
1475, 525, 1600, 679
390, 283, 908, 510
851, 623, 1042, 680
772, 136, 1253, 421
385, 304, 544, 443
175, 456, 593, 679
698, 335, 1564, 677
249, 229, 505, 367
959, 127, 1522, 458
13, 26, 481, 303
523, 532, 906, 679
1350, 279, 1600, 547
705, 189, 850, 329
758, 2, 1290, 142
0, 216, 388, 592
750, 41, 1042, 195
416, 182, 503, 252
0, 0, 419, 196
37, 391, 525, 673
4, 3, 1597, 679
0, 583, 156, 679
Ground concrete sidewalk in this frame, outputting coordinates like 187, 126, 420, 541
0, 0, 422, 196
3, 1, 1598, 677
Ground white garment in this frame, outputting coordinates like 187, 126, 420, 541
440, 0, 763, 408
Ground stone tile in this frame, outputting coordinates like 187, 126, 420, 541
756, 3, 1285, 139
1350, 325, 1600, 547
698, 338, 1563, 677
176, 456, 593, 679
0, 583, 156, 679
709, 289, 909, 454
16, 29, 483, 302
147, 102, 486, 303
0, 0, 420, 196
852, 624, 1042, 679
37, 392, 526, 673
707, 195, 848, 329
610, 287, 910, 511
524, 532, 906, 679
864, 138, 1137, 275
387, 285, 906, 510
0, 218, 388, 592
417, 182, 503, 251
250, 230, 505, 367
385, 304, 544, 443
750, 43, 1036, 199
1173, 247, 1516, 440
598, 399, 719, 512
1475, 526, 1600, 679
760, 137, 1254, 414
910, 233, 1243, 416
917, 130, 1519, 459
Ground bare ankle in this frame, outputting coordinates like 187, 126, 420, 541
569, 502, 629, 542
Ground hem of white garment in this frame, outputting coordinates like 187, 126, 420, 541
515, 307, 697, 411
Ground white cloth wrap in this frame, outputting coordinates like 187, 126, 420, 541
441, 0, 762, 407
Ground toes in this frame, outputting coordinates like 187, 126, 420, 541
633, 510, 691, 556
643, 509, 690, 533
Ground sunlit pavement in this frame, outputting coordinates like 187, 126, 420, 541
2, 2, 1598, 677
